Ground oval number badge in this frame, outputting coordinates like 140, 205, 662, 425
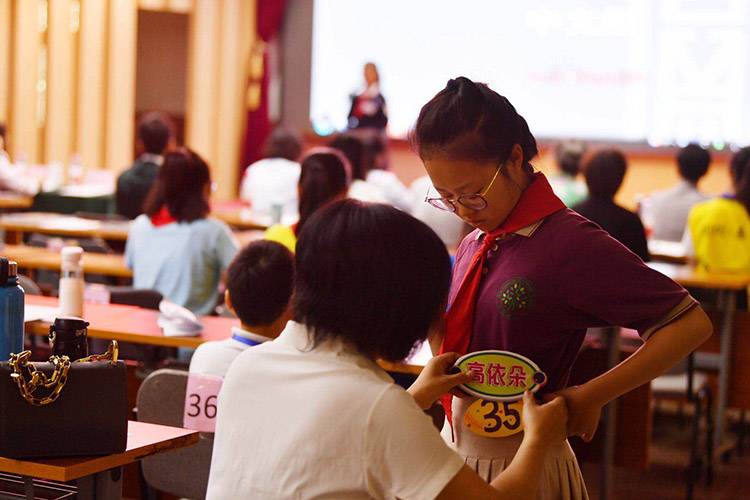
464, 398, 524, 438
454, 350, 547, 401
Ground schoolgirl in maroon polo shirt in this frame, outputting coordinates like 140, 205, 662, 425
413, 77, 713, 499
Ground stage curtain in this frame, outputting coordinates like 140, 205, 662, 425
240, 0, 286, 176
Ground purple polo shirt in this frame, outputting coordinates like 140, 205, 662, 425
449, 209, 696, 394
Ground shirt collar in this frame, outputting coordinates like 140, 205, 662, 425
475, 218, 545, 241
139, 153, 164, 166
276, 321, 393, 382
231, 326, 272, 345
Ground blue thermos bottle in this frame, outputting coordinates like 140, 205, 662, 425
0, 258, 25, 362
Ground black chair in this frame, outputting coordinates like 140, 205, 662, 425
652, 353, 714, 500
90, 288, 170, 365
108, 287, 163, 310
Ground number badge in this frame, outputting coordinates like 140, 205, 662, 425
183, 373, 223, 432
464, 398, 524, 438
454, 350, 547, 401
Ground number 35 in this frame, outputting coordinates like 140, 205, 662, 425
481, 400, 521, 433
187, 393, 218, 419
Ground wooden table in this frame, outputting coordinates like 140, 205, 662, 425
0, 192, 34, 210
0, 212, 131, 243
4, 244, 132, 278
649, 262, 750, 448
211, 201, 268, 231
648, 239, 688, 264
0, 210, 266, 243
0, 421, 198, 499
24, 296, 423, 375
25, 295, 234, 349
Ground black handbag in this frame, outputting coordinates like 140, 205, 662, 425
0, 341, 128, 459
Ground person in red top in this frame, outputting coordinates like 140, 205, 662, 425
413, 76, 713, 499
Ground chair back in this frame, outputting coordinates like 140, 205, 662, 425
109, 287, 163, 310
136, 369, 213, 500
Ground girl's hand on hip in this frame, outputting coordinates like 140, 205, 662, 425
547, 385, 602, 442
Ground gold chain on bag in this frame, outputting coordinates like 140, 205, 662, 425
8, 340, 119, 406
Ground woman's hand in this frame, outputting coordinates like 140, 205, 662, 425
547, 385, 603, 442
521, 391, 568, 446
408, 352, 473, 410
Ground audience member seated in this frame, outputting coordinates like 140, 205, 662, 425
329, 133, 389, 204
239, 128, 302, 224
360, 137, 414, 211
549, 140, 587, 207
642, 143, 710, 242
410, 175, 467, 248
0, 122, 40, 196
685, 146, 750, 272
265, 149, 351, 252
189, 240, 293, 378
125, 148, 239, 316
116, 112, 174, 219
207, 200, 568, 499
574, 149, 650, 261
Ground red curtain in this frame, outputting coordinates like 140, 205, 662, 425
239, 0, 287, 180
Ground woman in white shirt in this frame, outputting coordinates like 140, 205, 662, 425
208, 199, 568, 499
239, 128, 303, 225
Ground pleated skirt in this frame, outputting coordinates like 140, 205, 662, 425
441, 397, 589, 500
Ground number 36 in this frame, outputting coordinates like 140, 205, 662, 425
187, 393, 218, 419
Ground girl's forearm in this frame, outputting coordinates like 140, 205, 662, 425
489, 435, 548, 498
581, 305, 713, 405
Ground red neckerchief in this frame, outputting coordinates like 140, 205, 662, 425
440, 172, 565, 430
150, 206, 177, 227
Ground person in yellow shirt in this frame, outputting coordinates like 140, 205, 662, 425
265, 149, 351, 251
686, 146, 750, 272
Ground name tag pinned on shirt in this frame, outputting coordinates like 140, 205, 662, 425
453, 350, 547, 401
455, 350, 546, 439
183, 373, 224, 432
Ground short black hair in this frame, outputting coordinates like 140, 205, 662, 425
555, 141, 586, 177
412, 76, 538, 169
143, 148, 210, 222
264, 128, 302, 161
227, 240, 294, 327
677, 143, 711, 183
138, 112, 173, 155
328, 134, 366, 180
294, 199, 451, 362
583, 149, 627, 200
0, 123, 6, 148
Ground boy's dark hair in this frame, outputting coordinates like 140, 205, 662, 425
677, 143, 711, 183
555, 141, 586, 177
412, 76, 538, 170
138, 112, 173, 155
297, 150, 351, 234
227, 240, 294, 326
730, 146, 750, 214
264, 128, 302, 162
0, 123, 6, 148
143, 148, 210, 222
293, 199, 451, 362
328, 134, 366, 180
583, 149, 627, 200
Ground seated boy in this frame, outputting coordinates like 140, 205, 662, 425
189, 240, 294, 378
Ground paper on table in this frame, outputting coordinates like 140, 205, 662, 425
24, 305, 59, 323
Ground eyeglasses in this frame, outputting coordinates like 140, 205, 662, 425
425, 163, 503, 212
